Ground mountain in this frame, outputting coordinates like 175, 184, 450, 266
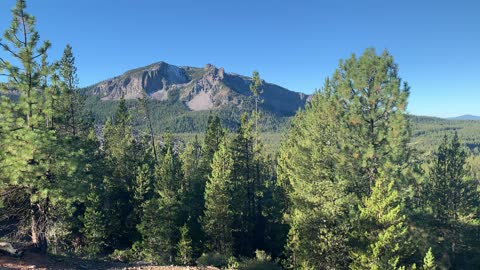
448, 115, 480, 121
82, 61, 309, 117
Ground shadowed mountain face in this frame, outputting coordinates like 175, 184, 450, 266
82, 61, 309, 116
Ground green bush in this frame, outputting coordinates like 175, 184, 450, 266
237, 250, 282, 270
109, 249, 136, 263
196, 252, 229, 268
237, 260, 282, 270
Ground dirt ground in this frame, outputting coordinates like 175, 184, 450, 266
0, 252, 220, 270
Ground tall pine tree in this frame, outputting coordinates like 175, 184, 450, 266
426, 133, 479, 267
202, 138, 235, 256
0, 0, 85, 252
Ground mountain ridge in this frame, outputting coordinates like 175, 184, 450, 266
448, 114, 480, 121
82, 61, 309, 117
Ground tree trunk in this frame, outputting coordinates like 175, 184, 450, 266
30, 200, 48, 253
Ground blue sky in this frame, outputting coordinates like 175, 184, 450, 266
1, 0, 479, 117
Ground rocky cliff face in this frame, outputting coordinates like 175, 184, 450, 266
83, 61, 309, 116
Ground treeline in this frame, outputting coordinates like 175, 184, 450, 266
1, 1, 480, 270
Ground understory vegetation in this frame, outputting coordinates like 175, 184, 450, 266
1, 1, 480, 270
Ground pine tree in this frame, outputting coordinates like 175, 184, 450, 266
428, 133, 474, 223
158, 145, 182, 261
331, 48, 411, 197
176, 224, 193, 266
81, 184, 108, 257
133, 163, 154, 218
426, 132, 478, 267
249, 70, 263, 149
249, 71, 269, 252
350, 172, 409, 270
260, 155, 289, 259
57, 44, 82, 136
102, 96, 141, 248
137, 145, 182, 263
202, 138, 234, 256
278, 49, 414, 268
180, 139, 204, 255
136, 197, 167, 263
230, 113, 256, 256
201, 114, 225, 176
277, 92, 353, 269
0, 0, 81, 252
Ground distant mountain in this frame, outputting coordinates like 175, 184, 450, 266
448, 115, 480, 121
82, 61, 309, 117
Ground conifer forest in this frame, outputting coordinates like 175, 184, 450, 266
1, 1, 480, 269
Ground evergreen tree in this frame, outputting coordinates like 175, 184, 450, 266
230, 113, 256, 256
201, 114, 225, 175
277, 92, 353, 269
137, 145, 182, 263
180, 139, 204, 255
133, 163, 154, 218
331, 48, 411, 197
176, 224, 193, 266
202, 138, 234, 256
102, 96, 141, 248
136, 197, 167, 263
249, 71, 269, 252
426, 133, 479, 267
259, 155, 289, 259
350, 173, 409, 270
249, 70, 263, 148
0, 0, 84, 252
278, 49, 414, 268
81, 184, 108, 257
428, 133, 475, 223
155, 146, 182, 259
57, 44, 82, 136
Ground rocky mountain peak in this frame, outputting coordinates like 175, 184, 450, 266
83, 61, 309, 116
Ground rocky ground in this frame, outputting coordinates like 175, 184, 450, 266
0, 252, 219, 270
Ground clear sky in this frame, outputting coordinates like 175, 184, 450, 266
1, 0, 479, 117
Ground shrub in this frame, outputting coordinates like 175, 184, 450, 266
237, 250, 282, 270
109, 249, 136, 263
237, 260, 282, 270
196, 252, 229, 268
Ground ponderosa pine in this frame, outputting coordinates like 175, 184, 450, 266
0, 0, 80, 252
426, 132, 479, 267
202, 138, 234, 256
277, 91, 353, 269
278, 48, 414, 269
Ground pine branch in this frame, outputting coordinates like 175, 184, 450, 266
12, 32, 26, 46
0, 42, 21, 59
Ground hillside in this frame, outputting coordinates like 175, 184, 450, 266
448, 114, 480, 120
82, 62, 308, 114
81, 62, 310, 132
411, 115, 480, 153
